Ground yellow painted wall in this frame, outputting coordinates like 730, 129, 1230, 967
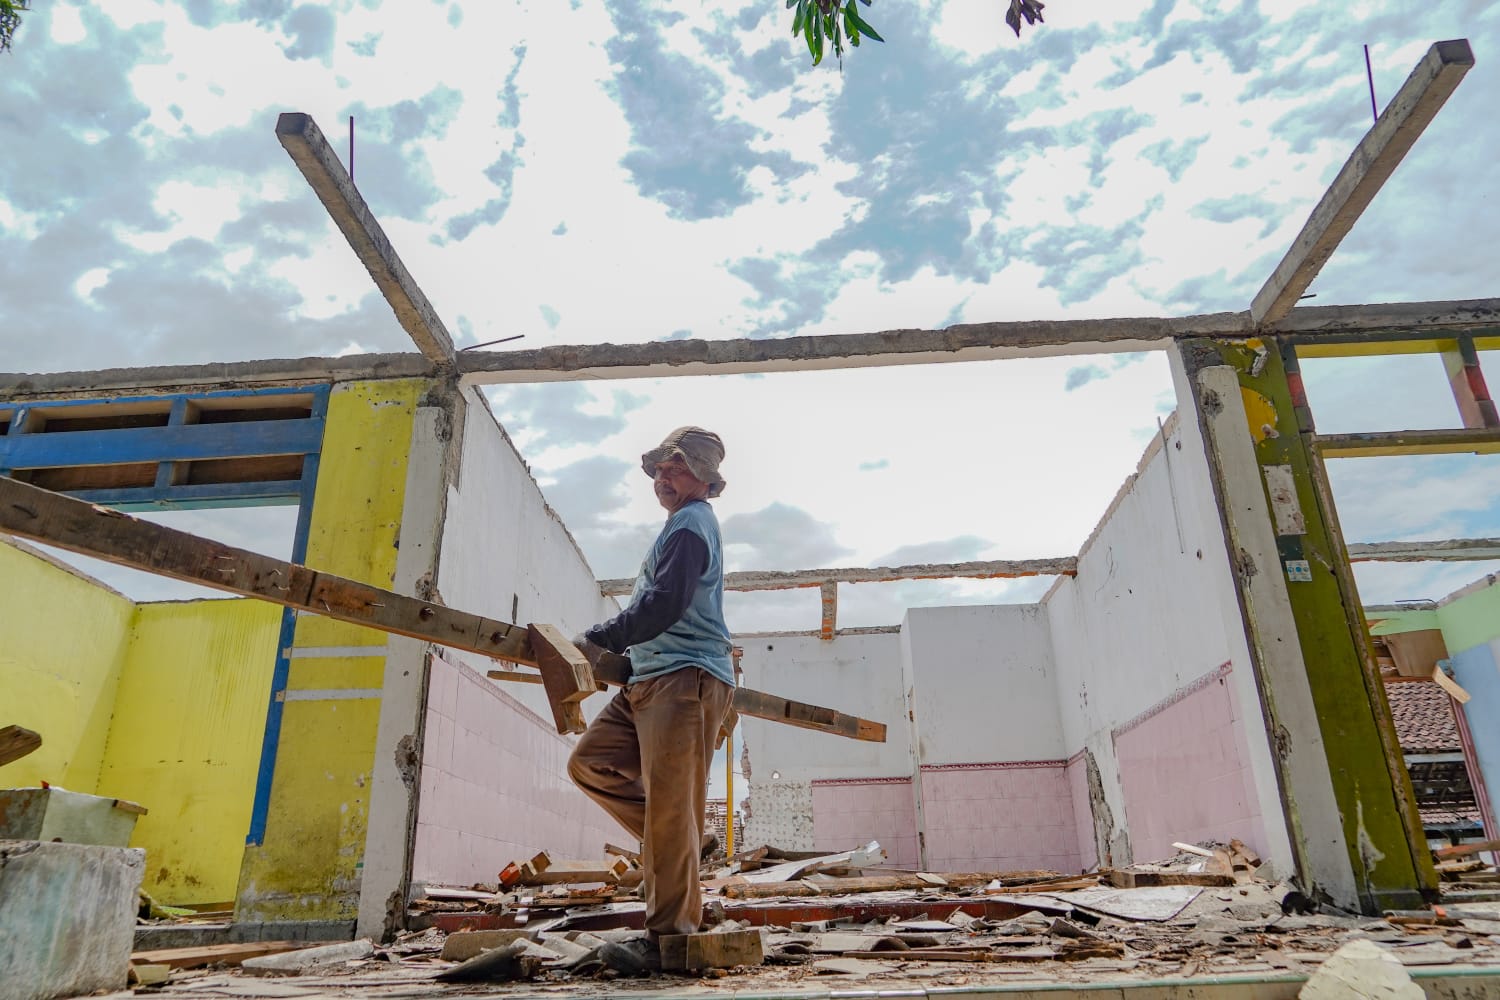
236, 378, 427, 921
0, 540, 134, 791
96, 598, 281, 905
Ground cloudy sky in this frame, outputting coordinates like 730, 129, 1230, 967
4, 0, 1499, 631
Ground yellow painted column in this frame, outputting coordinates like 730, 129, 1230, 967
236, 378, 429, 923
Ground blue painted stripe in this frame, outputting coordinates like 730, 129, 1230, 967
0, 418, 323, 470
1, 385, 322, 414
68, 480, 304, 510
247, 389, 328, 847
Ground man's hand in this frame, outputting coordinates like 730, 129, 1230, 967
571, 634, 606, 669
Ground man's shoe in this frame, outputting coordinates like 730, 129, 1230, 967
592, 936, 661, 975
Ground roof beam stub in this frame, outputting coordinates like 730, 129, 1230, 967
819, 582, 837, 641
1251, 40, 1474, 329
275, 112, 457, 367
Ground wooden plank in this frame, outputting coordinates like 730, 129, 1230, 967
514, 858, 629, 885
0, 725, 41, 766
659, 929, 764, 971
604, 842, 641, 865
0, 473, 533, 663
1102, 869, 1236, 889
0, 476, 885, 743
486, 667, 544, 685
1313, 427, 1500, 458
275, 113, 456, 365
527, 623, 596, 735
1251, 40, 1474, 327
130, 941, 306, 970
1434, 838, 1500, 861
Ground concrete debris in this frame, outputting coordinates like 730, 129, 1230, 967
240, 939, 374, 976
1298, 939, 1423, 999
115, 839, 1500, 995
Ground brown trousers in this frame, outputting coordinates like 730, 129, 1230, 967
567, 666, 734, 937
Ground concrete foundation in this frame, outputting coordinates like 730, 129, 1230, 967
0, 840, 145, 1000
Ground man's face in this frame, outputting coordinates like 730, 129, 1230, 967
654, 457, 711, 513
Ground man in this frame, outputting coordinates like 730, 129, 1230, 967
568, 426, 735, 968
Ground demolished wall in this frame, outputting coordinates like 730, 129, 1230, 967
903, 604, 1078, 873
737, 631, 909, 860
414, 388, 630, 886
1043, 375, 1291, 875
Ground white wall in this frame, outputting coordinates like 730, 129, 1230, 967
1042, 351, 1291, 874
737, 631, 909, 850
736, 630, 909, 782
438, 388, 619, 722
902, 604, 1062, 765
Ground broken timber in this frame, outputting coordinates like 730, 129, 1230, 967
0, 475, 884, 743
275, 113, 456, 365
1251, 40, 1474, 327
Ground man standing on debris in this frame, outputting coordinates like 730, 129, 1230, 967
569, 426, 735, 963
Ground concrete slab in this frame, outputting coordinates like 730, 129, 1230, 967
0, 840, 145, 1000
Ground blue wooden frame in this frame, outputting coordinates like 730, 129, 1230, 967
1, 384, 329, 848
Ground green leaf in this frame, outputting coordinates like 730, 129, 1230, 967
792, 3, 803, 36
844, 0, 860, 44
844, 3, 883, 42
804, 3, 817, 60
812, 12, 824, 65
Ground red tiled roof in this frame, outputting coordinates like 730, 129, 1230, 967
1420, 806, 1481, 826
1384, 680, 1461, 754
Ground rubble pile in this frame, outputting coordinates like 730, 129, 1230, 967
124, 839, 1500, 996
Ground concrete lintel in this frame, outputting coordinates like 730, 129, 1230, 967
1251, 40, 1474, 327
5, 299, 1499, 399
598, 557, 1078, 596
1348, 538, 1500, 562
276, 113, 456, 365
0, 353, 432, 400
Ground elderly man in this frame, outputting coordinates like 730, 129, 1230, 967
568, 427, 735, 966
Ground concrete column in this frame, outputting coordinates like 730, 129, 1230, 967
1176, 339, 1433, 912
355, 385, 459, 941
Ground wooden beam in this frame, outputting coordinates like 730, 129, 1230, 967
586, 652, 885, 743
1251, 40, 1474, 328
599, 557, 1078, 596
0, 475, 886, 744
1347, 538, 1500, 562
527, 623, 596, 735
0, 472, 531, 661
275, 113, 456, 365
6, 298, 1500, 399
1314, 427, 1500, 459
0, 725, 41, 767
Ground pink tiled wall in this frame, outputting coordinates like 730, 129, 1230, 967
1113, 662, 1263, 864
1064, 752, 1098, 871
413, 652, 631, 887
810, 778, 918, 867
919, 762, 1082, 874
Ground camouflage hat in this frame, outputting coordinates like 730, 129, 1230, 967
641, 426, 726, 498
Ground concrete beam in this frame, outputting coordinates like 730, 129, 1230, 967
276, 113, 456, 365
1441, 335, 1500, 429
598, 557, 1078, 596
4, 299, 1498, 399
1314, 426, 1500, 458
1251, 40, 1474, 328
1347, 538, 1500, 562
